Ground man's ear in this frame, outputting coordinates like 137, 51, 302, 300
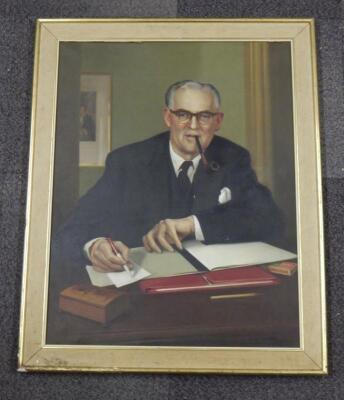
163, 107, 172, 128
214, 112, 224, 130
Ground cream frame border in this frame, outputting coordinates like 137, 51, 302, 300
18, 19, 327, 374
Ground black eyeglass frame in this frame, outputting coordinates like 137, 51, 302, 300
169, 108, 219, 124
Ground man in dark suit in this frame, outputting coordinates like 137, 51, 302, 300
52, 80, 284, 274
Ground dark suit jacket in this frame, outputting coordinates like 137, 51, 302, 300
52, 131, 284, 272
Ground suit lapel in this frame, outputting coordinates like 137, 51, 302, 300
192, 162, 226, 213
139, 135, 172, 220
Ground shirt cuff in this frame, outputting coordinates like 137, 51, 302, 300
83, 237, 105, 260
192, 215, 205, 241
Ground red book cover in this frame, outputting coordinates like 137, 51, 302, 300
204, 267, 279, 287
139, 266, 279, 295
139, 273, 208, 294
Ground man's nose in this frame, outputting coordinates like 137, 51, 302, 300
189, 115, 198, 129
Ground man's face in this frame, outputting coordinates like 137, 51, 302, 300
163, 87, 224, 160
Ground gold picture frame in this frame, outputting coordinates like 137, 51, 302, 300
18, 19, 327, 374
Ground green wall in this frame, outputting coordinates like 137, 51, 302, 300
79, 42, 247, 196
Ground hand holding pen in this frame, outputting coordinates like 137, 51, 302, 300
106, 238, 134, 276
89, 238, 133, 275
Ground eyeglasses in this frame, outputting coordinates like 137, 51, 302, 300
169, 109, 218, 125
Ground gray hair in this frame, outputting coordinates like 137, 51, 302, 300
165, 80, 221, 110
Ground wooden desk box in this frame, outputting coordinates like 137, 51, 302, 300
59, 284, 130, 325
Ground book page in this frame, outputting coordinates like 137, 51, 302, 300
129, 247, 197, 278
183, 241, 297, 271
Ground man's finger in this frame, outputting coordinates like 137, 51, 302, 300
93, 243, 126, 267
145, 229, 162, 253
91, 241, 127, 271
113, 241, 129, 262
143, 235, 155, 253
92, 257, 124, 272
92, 262, 123, 273
93, 265, 124, 272
142, 235, 151, 252
106, 253, 128, 267
92, 251, 125, 272
156, 224, 174, 252
164, 219, 183, 250
106, 241, 133, 269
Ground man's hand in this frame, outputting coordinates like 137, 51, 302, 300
89, 239, 131, 273
142, 216, 195, 253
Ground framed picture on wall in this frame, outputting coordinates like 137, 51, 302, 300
18, 19, 327, 374
79, 74, 111, 166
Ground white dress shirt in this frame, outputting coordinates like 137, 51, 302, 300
168, 142, 205, 241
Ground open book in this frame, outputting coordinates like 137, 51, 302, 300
182, 240, 296, 271
86, 241, 297, 288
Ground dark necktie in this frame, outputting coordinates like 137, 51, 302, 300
177, 161, 193, 194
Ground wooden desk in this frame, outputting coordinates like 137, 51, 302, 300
46, 273, 299, 347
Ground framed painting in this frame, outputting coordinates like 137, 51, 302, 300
79, 74, 111, 166
18, 19, 327, 374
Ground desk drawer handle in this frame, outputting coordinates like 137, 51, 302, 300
210, 292, 260, 301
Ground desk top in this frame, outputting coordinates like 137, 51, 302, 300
46, 273, 299, 348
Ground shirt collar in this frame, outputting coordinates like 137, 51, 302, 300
169, 141, 201, 175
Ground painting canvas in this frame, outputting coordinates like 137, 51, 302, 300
19, 19, 326, 374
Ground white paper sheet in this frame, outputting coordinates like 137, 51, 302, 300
86, 260, 151, 288
183, 240, 297, 271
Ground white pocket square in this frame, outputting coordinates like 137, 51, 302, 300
218, 187, 231, 204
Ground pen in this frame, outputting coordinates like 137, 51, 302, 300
106, 238, 133, 276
